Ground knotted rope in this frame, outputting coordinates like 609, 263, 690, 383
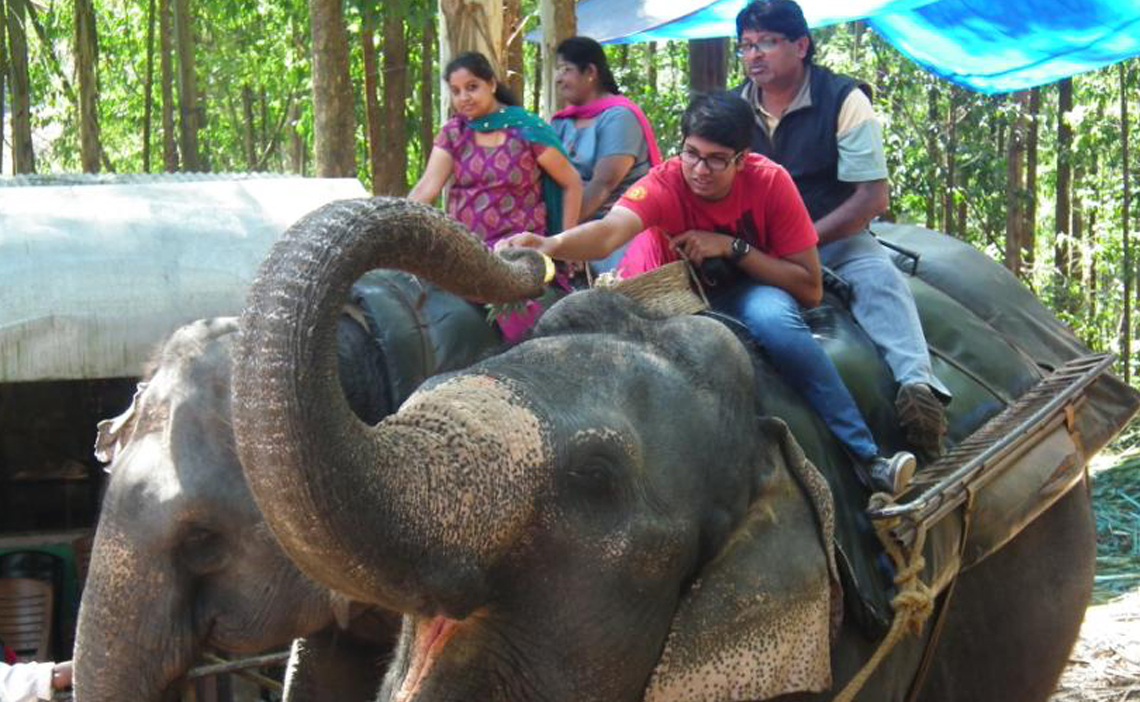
832, 492, 935, 702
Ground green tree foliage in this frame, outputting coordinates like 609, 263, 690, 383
5, 4, 1139, 383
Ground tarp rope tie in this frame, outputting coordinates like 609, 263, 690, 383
833, 492, 935, 702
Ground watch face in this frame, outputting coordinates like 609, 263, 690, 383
732, 238, 750, 259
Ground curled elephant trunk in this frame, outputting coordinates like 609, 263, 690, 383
232, 198, 550, 616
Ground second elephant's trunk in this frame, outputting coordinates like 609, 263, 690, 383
232, 197, 550, 617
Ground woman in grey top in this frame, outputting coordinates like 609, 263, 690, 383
551, 36, 661, 274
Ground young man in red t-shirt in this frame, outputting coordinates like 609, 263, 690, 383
501, 91, 915, 495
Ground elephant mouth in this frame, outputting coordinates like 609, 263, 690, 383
394, 615, 462, 701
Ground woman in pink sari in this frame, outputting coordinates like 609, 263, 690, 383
551, 37, 662, 274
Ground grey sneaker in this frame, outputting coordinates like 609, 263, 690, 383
896, 382, 948, 459
862, 451, 917, 495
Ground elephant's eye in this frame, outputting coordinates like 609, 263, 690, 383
566, 456, 618, 498
179, 526, 228, 575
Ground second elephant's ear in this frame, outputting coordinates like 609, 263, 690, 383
93, 381, 149, 466
643, 417, 841, 702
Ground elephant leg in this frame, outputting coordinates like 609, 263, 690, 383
282, 626, 390, 702
915, 484, 1095, 702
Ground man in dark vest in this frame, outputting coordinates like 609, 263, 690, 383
733, 0, 951, 459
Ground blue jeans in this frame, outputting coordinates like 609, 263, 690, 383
711, 280, 880, 461
820, 231, 952, 400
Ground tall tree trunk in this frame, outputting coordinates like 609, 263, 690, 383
361, 4, 383, 193
160, 0, 178, 171
379, 0, 409, 195
0, 0, 8, 175
6, 0, 35, 173
502, 0, 523, 101
420, 6, 435, 171
309, 0, 356, 177
242, 84, 256, 168
531, 44, 541, 114
689, 38, 728, 93
1089, 208, 1098, 321
647, 41, 657, 92
1025, 86, 1040, 269
440, 0, 503, 71
1073, 165, 1085, 297
1004, 91, 1027, 277
288, 99, 304, 174
173, 0, 199, 171
1122, 63, 1132, 384
288, 18, 306, 174
943, 87, 958, 236
538, 0, 574, 118
75, 0, 101, 173
1054, 77, 1073, 305
925, 83, 940, 230
142, 0, 156, 172
957, 198, 967, 241
1087, 102, 1102, 320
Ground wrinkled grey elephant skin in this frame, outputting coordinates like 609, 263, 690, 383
72, 317, 398, 702
231, 197, 1096, 702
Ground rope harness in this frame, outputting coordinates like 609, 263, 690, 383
833, 492, 935, 702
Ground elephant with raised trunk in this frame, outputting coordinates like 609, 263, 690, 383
72, 262, 504, 702
230, 197, 1123, 701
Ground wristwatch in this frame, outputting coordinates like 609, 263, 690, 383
729, 237, 752, 262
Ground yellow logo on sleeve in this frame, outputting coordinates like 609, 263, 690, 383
626, 185, 647, 201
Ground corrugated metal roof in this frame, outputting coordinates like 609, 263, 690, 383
0, 175, 370, 382
0, 172, 297, 187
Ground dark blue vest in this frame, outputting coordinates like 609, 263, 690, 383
735, 65, 868, 222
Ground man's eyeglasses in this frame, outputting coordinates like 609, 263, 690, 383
679, 148, 741, 173
735, 36, 785, 57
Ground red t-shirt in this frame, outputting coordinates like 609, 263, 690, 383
615, 153, 818, 274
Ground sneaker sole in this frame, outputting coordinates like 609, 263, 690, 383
896, 383, 948, 456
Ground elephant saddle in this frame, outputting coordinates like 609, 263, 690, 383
704, 224, 1140, 635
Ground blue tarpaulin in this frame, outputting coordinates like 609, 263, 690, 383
541, 0, 1140, 93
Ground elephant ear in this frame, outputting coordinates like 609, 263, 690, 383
644, 417, 841, 702
94, 381, 148, 466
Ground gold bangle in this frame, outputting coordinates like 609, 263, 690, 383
540, 252, 556, 285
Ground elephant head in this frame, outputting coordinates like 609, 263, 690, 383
231, 198, 838, 702
73, 317, 396, 702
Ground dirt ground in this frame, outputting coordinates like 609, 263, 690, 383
1051, 589, 1140, 701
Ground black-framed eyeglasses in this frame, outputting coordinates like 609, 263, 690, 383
735, 36, 785, 57
679, 147, 741, 173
